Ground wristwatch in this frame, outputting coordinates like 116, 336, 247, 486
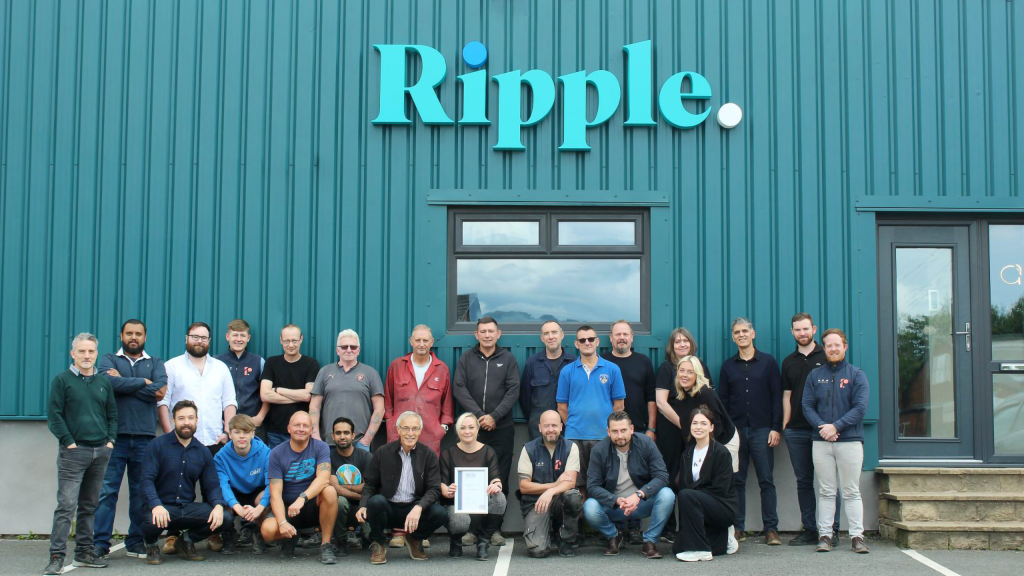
299, 492, 308, 502
635, 490, 645, 500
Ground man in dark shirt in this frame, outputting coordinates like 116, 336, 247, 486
260, 324, 320, 448
520, 320, 576, 441
93, 319, 168, 559
260, 411, 338, 564
329, 416, 373, 550
780, 313, 837, 545
357, 412, 447, 565
214, 319, 267, 437
718, 317, 782, 546
139, 400, 232, 564
600, 320, 657, 545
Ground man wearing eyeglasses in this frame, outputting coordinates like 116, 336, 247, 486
260, 324, 320, 449
310, 329, 385, 453
556, 325, 626, 491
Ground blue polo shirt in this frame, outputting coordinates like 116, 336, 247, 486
556, 356, 626, 440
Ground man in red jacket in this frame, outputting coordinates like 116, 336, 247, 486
384, 325, 453, 456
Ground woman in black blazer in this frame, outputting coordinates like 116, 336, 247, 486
674, 408, 738, 561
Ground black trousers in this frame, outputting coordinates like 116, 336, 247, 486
478, 426, 515, 497
673, 489, 734, 556
142, 502, 233, 545
365, 495, 447, 545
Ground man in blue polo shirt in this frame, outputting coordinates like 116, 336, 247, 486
556, 325, 625, 492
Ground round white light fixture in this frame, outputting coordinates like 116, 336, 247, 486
717, 103, 743, 129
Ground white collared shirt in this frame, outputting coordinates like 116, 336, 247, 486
115, 347, 151, 367
158, 353, 237, 446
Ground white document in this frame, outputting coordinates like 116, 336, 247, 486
453, 467, 489, 514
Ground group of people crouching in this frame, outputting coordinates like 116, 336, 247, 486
120, 401, 738, 566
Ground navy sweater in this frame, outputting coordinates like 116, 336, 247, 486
97, 352, 167, 436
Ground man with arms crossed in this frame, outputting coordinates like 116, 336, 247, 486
260, 324, 319, 448
214, 319, 267, 439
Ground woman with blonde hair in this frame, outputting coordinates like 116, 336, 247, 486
439, 413, 506, 560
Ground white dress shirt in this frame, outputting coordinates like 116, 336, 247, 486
158, 353, 237, 446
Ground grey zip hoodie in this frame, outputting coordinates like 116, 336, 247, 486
453, 345, 521, 429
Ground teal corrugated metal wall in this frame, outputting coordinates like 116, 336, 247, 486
2, 2, 1023, 471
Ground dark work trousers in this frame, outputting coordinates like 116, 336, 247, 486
734, 426, 778, 532
673, 489, 734, 556
364, 495, 447, 544
477, 426, 515, 497
49, 445, 112, 557
141, 502, 233, 545
165, 442, 222, 542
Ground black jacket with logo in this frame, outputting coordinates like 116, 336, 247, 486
453, 345, 521, 428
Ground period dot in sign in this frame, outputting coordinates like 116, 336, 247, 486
463, 41, 488, 69
717, 103, 743, 129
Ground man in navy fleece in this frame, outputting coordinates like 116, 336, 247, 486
214, 414, 271, 554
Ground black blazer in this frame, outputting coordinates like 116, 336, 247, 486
678, 439, 738, 517
360, 440, 441, 510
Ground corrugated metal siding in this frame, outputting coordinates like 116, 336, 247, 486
1, 0, 1021, 459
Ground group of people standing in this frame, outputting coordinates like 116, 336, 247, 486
42, 312, 869, 574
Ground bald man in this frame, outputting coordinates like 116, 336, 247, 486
261, 411, 338, 564
383, 325, 453, 455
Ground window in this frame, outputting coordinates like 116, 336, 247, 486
449, 209, 649, 332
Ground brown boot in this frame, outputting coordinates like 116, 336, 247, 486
604, 533, 624, 556
173, 536, 205, 561
370, 542, 388, 565
765, 530, 782, 546
206, 534, 223, 552
406, 535, 428, 560
162, 535, 177, 554
641, 541, 662, 559
852, 536, 870, 554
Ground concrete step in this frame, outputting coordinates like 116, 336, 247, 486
879, 492, 1024, 522
876, 468, 1024, 492
879, 520, 1024, 550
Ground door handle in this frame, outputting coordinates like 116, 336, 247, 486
1001, 364, 1024, 372
954, 322, 971, 352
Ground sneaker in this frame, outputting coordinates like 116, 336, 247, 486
280, 537, 297, 559
629, 528, 644, 546
43, 555, 64, 575
125, 543, 148, 558
72, 551, 108, 568
816, 535, 833, 552
558, 539, 575, 557
370, 541, 388, 565
299, 531, 322, 548
852, 536, 870, 554
346, 530, 362, 549
423, 538, 431, 549
389, 534, 406, 548
489, 532, 505, 547
145, 545, 162, 565
162, 535, 177, 554
528, 547, 550, 558
206, 533, 223, 552
237, 526, 254, 548
789, 529, 819, 546
676, 550, 713, 562
92, 547, 109, 559
726, 528, 739, 555
659, 533, 675, 544
734, 528, 747, 542
320, 543, 338, 565
765, 529, 782, 546
462, 533, 477, 546
173, 536, 205, 561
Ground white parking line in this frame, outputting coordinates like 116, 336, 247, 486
493, 537, 514, 576
902, 549, 962, 576
61, 542, 125, 574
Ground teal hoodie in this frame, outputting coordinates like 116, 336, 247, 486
214, 436, 271, 508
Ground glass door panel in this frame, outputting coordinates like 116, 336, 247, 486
989, 225, 1024, 456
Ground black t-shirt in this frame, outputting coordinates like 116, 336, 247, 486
438, 444, 500, 503
330, 446, 374, 500
781, 345, 827, 430
601, 352, 657, 431
262, 355, 320, 433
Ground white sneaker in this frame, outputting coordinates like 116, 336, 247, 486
726, 526, 738, 555
675, 550, 713, 562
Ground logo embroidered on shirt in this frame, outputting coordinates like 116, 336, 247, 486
496, 363, 504, 367
434, 376, 440, 382
356, 373, 365, 382
243, 367, 253, 376
840, 378, 849, 388
599, 374, 609, 384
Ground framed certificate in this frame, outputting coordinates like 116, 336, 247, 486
453, 467, 489, 514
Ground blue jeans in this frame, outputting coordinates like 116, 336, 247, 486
93, 435, 152, 552
784, 428, 839, 533
583, 487, 676, 543
266, 431, 290, 449
734, 427, 778, 532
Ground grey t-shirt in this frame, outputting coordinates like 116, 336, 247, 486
311, 362, 384, 445
614, 449, 637, 500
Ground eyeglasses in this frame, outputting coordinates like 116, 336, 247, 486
281, 339, 302, 345
398, 426, 421, 433
577, 336, 598, 344
187, 335, 210, 342
337, 345, 359, 351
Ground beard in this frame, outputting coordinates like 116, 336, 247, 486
123, 340, 145, 355
828, 351, 846, 363
175, 425, 195, 440
796, 334, 814, 346
187, 343, 209, 358
613, 437, 630, 447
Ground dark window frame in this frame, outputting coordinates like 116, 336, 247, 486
448, 207, 651, 334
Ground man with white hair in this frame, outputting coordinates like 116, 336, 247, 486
310, 329, 385, 451
357, 411, 447, 565
45, 333, 117, 574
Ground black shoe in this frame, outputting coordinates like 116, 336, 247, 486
221, 532, 239, 555
629, 528, 644, 545
299, 531, 321, 549
43, 555, 64, 575
476, 541, 490, 561
280, 537, 297, 558
92, 547, 109, 559
146, 544, 162, 565
789, 529, 819, 546
346, 530, 363, 549
558, 540, 575, 557
72, 551, 108, 568
528, 547, 550, 558
449, 537, 463, 557
252, 532, 268, 555
320, 543, 338, 565
659, 532, 675, 544
125, 543, 148, 558
237, 526, 254, 548
173, 537, 205, 561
